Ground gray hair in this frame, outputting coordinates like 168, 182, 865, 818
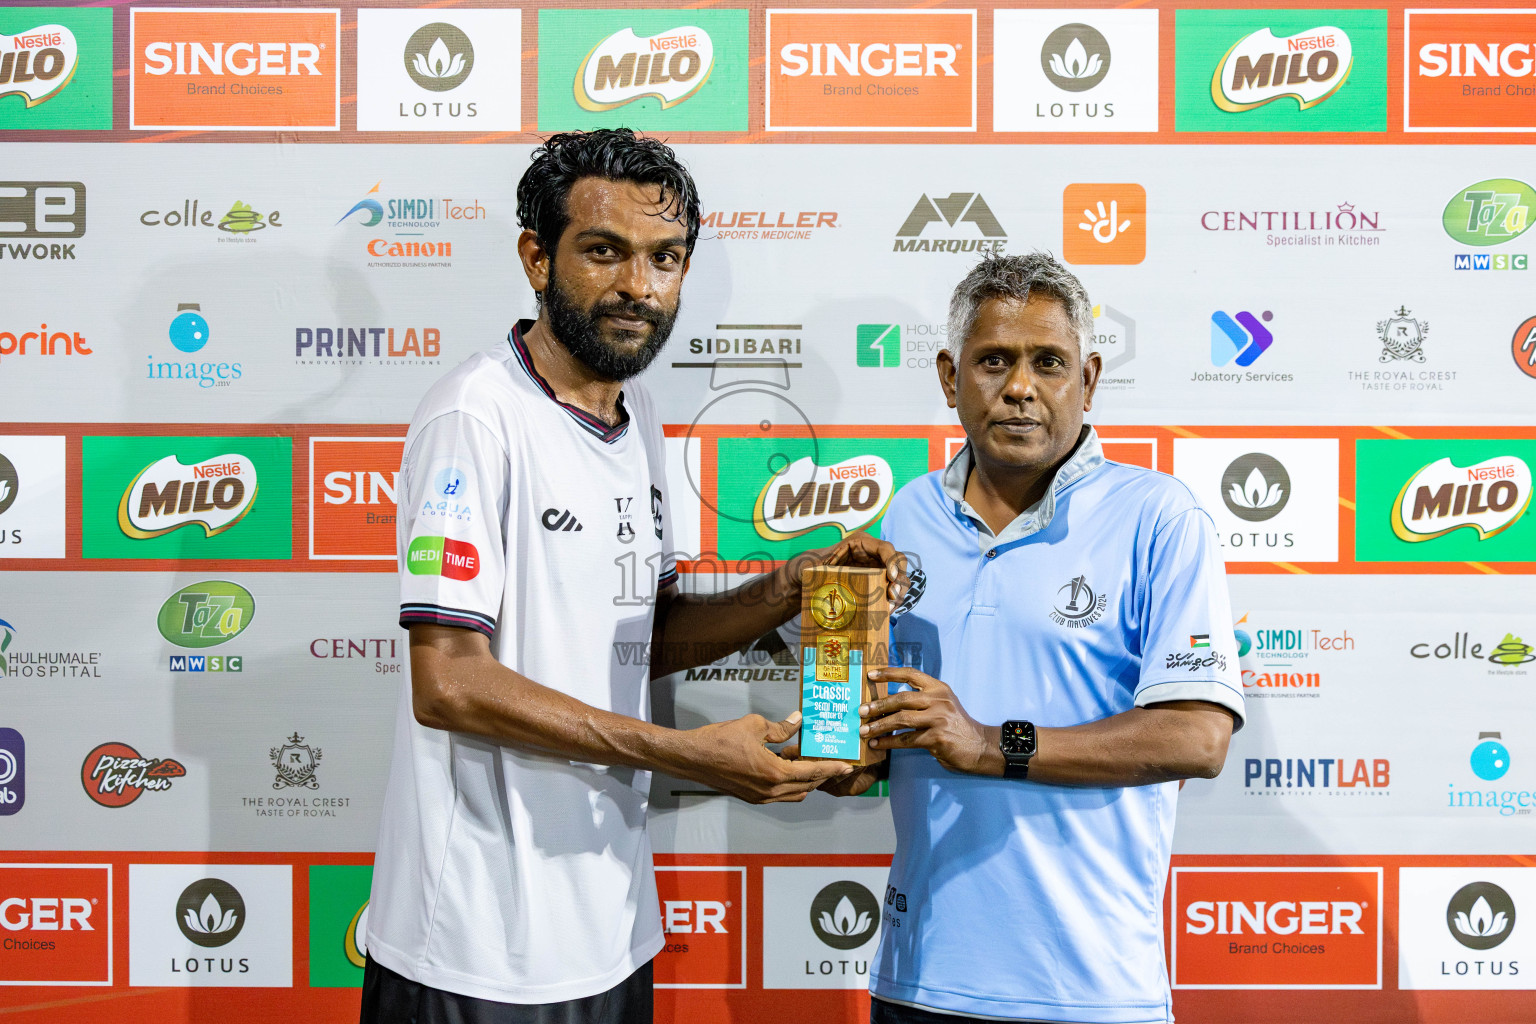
944, 252, 1094, 360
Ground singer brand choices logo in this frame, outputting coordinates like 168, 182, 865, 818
82, 436, 292, 560
0, 8, 112, 130
0, 864, 113, 985
538, 10, 746, 131
1062, 183, 1145, 264
1175, 10, 1387, 132
1356, 440, 1536, 563
1406, 11, 1536, 131
654, 866, 746, 988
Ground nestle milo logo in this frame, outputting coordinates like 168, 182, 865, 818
576, 26, 713, 111
157, 581, 255, 649
754, 455, 894, 542
1393, 455, 1532, 542
1444, 179, 1535, 247
117, 454, 257, 540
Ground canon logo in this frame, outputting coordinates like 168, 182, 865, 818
1185, 900, 1364, 936
142, 41, 321, 76
1419, 44, 1535, 78
0, 897, 93, 931
778, 43, 958, 78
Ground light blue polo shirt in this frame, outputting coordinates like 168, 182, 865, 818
870, 428, 1243, 1024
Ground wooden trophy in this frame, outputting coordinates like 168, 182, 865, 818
798, 565, 891, 766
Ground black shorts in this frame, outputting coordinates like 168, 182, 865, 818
360, 955, 653, 1024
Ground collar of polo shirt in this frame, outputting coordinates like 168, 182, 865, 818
941, 425, 1104, 550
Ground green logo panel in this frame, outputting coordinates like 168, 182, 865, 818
537, 9, 748, 131
856, 325, 901, 368
308, 865, 373, 988
1355, 439, 1536, 563
0, 8, 113, 130
714, 437, 928, 560
1174, 10, 1387, 133
82, 436, 292, 560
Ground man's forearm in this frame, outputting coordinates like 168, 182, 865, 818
1021, 703, 1235, 787
649, 555, 808, 677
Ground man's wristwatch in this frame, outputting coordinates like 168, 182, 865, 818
999, 720, 1037, 779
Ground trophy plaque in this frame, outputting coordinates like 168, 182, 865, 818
798, 565, 892, 766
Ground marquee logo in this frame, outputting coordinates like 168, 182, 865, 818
157, 581, 254, 649
754, 455, 894, 542
576, 26, 714, 112
1391, 455, 1531, 542
1443, 179, 1535, 247
119, 454, 257, 540
0, 9, 111, 130
1212, 26, 1353, 112
893, 192, 1006, 254
0, 23, 79, 108
81, 741, 186, 807
1406, 11, 1536, 132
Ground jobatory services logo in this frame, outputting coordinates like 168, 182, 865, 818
1399, 867, 1536, 990
81, 742, 186, 807
1406, 11, 1536, 132
307, 865, 372, 988
0, 863, 113, 985
82, 436, 292, 560
1444, 179, 1534, 272
310, 437, 404, 560
766, 9, 975, 131
138, 198, 282, 242
1062, 183, 1145, 264
0, 727, 23, 815
0, 182, 85, 264
129, 8, 340, 131
539, 10, 747, 131
128, 863, 292, 986
762, 867, 887, 989
1171, 867, 1382, 988
893, 192, 1006, 254
1174, 439, 1339, 561
1211, 310, 1273, 367
654, 866, 747, 988
0, 435, 66, 557
992, 10, 1159, 132
0, 9, 112, 130
356, 9, 521, 131
1175, 10, 1387, 132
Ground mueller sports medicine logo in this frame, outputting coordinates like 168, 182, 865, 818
576, 26, 713, 112
118, 454, 257, 540
893, 192, 1006, 254
81, 742, 186, 807
1212, 25, 1353, 112
1391, 455, 1531, 543
0, 23, 79, 108
130, 8, 339, 131
754, 456, 893, 542
0, 182, 86, 262
1407, 11, 1536, 132
0, 864, 112, 986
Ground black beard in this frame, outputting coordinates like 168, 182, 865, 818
543, 268, 677, 382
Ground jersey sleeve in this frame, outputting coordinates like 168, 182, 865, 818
398, 411, 509, 638
1133, 507, 1246, 729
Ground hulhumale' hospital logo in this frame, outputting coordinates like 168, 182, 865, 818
1212, 25, 1353, 112
1391, 455, 1531, 542
576, 26, 714, 112
1447, 881, 1515, 950
404, 23, 473, 92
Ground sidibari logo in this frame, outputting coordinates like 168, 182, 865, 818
1447, 882, 1516, 950
176, 878, 244, 947
118, 454, 257, 540
577, 26, 713, 112
1391, 455, 1531, 542
1042, 24, 1110, 92
1443, 179, 1535, 247
0, 24, 79, 108
809, 881, 879, 950
157, 581, 254, 649
404, 23, 472, 92
1221, 453, 1290, 522
1212, 26, 1352, 111
81, 741, 186, 807
754, 455, 893, 542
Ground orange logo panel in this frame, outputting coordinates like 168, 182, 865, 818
766, 10, 975, 131
1172, 868, 1380, 988
130, 8, 339, 130
311, 438, 404, 560
654, 867, 745, 988
1063, 183, 1147, 265
0, 864, 112, 985
1407, 12, 1536, 131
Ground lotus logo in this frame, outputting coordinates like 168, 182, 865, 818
1220, 454, 1290, 522
0, 25, 81, 108
808, 881, 879, 950
755, 455, 894, 542
1447, 882, 1515, 950
176, 878, 245, 948
0, 452, 17, 516
404, 23, 473, 92
1041, 24, 1110, 92
1392, 455, 1531, 543
576, 27, 714, 112
118, 454, 258, 540
1212, 26, 1353, 112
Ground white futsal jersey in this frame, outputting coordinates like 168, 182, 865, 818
367, 321, 677, 1003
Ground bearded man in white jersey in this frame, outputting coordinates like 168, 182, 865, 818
362, 129, 904, 1024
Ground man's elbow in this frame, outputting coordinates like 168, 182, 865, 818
1182, 718, 1235, 779
412, 673, 466, 732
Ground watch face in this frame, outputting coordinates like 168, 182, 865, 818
1000, 721, 1035, 756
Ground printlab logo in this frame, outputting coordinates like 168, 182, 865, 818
1470, 732, 1510, 782
270, 732, 321, 790
1444, 180, 1534, 272
1221, 453, 1290, 522
1211, 309, 1274, 367
80, 741, 186, 807
405, 23, 472, 91
0, 727, 23, 815
893, 193, 1006, 254
1062, 183, 1145, 264
0, 9, 112, 130
176, 878, 244, 947
1051, 575, 1107, 627
1043, 24, 1109, 91
809, 881, 879, 951
1379, 306, 1428, 363
1448, 882, 1516, 950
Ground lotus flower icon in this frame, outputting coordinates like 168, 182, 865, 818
819, 895, 872, 938
1455, 895, 1509, 940
175, 878, 246, 947
1219, 454, 1291, 522
412, 38, 465, 81
184, 892, 239, 936
1228, 467, 1284, 511
1049, 38, 1102, 81
403, 23, 474, 92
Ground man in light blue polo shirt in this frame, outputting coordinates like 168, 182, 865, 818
835, 253, 1244, 1024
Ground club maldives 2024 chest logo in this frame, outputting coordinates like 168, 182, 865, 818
82, 437, 292, 560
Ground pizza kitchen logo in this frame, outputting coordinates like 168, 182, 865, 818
81, 741, 186, 807
118, 454, 257, 540
576, 25, 714, 112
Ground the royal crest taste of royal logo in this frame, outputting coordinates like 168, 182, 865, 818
799, 566, 890, 766
269, 732, 322, 790
1378, 306, 1428, 363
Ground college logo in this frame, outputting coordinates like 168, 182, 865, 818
0, 9, 112, 130
0, 182, 86, 263
129, 863, 292, 986
139, 199, 283, 239
767, 9, 975, 131
157, 581, 254, 649
1516, 316, 1536, 380
81, 742, 186, 807
754, 455, 894, 542
1062, 183, 1145, 264
356, 10, 520, 132
993, 11, 1158, 132
1391, 454, 1530, 543
176, 878, 244, 947
1171, 867, 1381, 988
540, 10, 746, 131
310, 437, 403, 560
893, 192, 1006, 254
1406, 11, 1536, 132
1174, 438, 1338, 561
308, 865, 373, 988
1050, 575, 1107, 627
129, 8, 340, 130
655, 866, 746, 988
0, 863, 113, 985
1444, 179, 1535, 248
1221, 453, 1290, 521
1378, 306, 1428, 363
1175, 11, 1386, 132
269, 732, 321, 790
0, 727, 22, 815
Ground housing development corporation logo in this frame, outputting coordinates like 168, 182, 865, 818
893, 192, 1006, 254
993, 10, 1158, 132
1406, 11, 1536, 132
1062, 183, 1145, 264
0, 9, 112, 130
81, 742, 186, 807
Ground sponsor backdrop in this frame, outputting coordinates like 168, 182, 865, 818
2, 1, 1534, 1022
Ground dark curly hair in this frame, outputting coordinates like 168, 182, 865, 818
516, 129, 702, 258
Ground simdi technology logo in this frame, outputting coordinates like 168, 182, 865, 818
1406, 11, 1536, 132
0, 8, 113, 130
1175, 10, 1388, 132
